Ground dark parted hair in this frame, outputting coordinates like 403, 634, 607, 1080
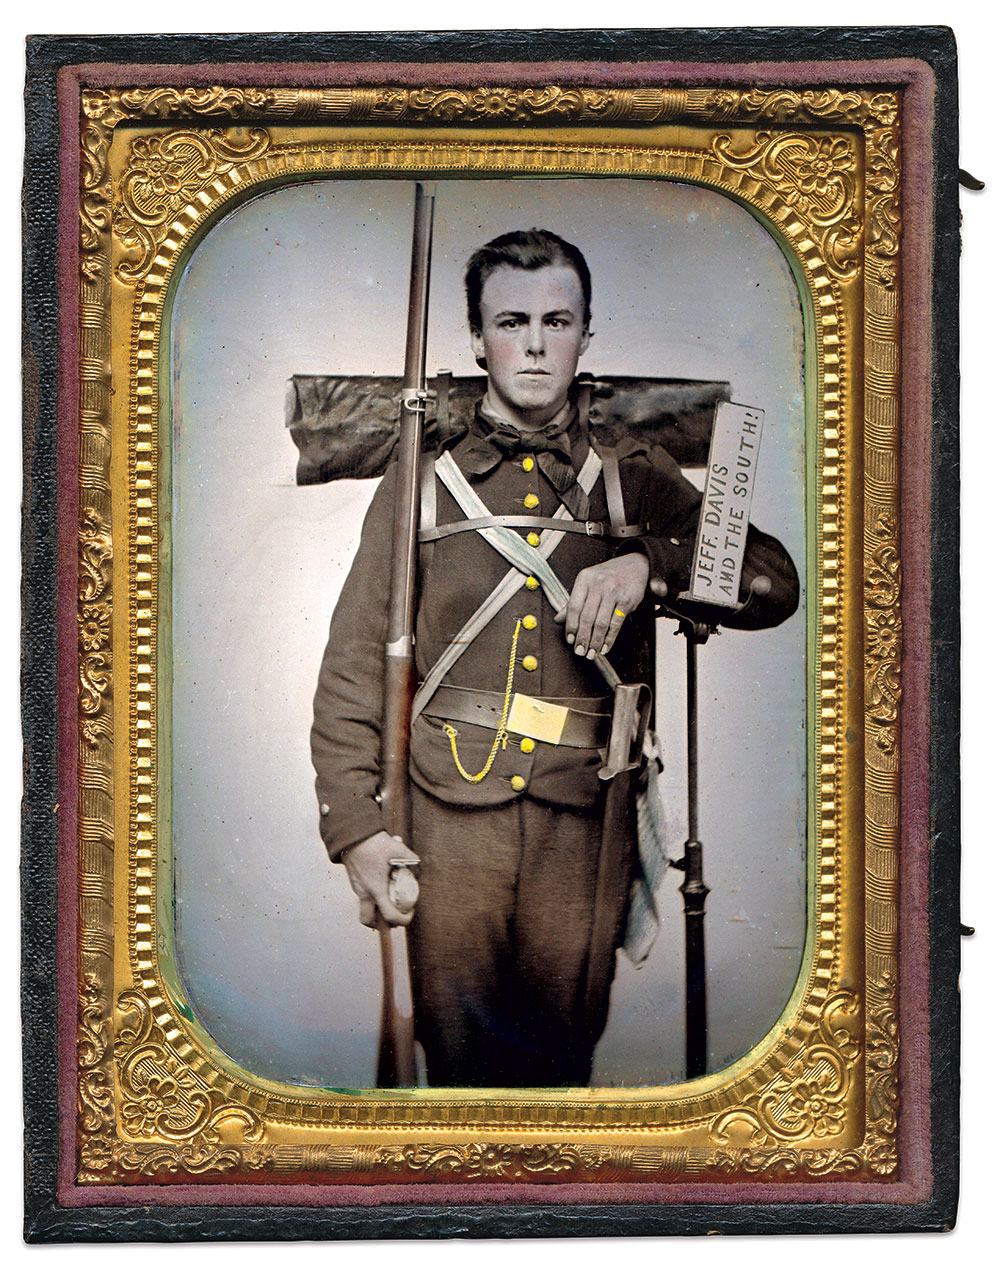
464, 229, 593, 334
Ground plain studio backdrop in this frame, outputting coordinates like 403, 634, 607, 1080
168, 176, 807, 1089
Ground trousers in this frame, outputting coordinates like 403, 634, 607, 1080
407, 782, 635, 1088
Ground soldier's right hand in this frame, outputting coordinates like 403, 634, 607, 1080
341, 831, 420, 929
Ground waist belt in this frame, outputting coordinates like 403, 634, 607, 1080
422, 684, 611, 749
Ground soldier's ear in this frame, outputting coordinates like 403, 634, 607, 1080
470, 328, 486, 363
579, 328, 592, 356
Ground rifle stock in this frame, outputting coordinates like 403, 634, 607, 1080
376, 182, 436, 1088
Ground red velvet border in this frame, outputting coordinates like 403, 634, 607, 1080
54, 53, 937, 1213
56, 59, 84, 1209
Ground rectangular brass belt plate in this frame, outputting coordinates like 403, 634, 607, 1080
507, 693, 570, 744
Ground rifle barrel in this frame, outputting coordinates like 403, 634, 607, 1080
384, 182, 436, 758
377, 182, 436, 1088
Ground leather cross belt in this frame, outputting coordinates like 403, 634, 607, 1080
419, 515, 648, 542
422, 684, 611, 749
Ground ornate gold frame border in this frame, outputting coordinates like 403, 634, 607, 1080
75, 85, 900, 1185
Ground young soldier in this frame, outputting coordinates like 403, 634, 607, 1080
312, 229, 798, 1088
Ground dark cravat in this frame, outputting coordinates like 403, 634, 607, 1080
478, 400, 590, 520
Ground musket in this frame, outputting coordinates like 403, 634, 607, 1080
376, 181, 436, 1088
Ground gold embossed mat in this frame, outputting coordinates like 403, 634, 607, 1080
22, 28, 959, 1239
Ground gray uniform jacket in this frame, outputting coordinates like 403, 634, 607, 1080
312, 404, 799, 859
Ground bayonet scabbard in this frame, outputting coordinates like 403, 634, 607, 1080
583, 683, 651, 1039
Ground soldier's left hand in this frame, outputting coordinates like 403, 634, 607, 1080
554, 551, 650, 659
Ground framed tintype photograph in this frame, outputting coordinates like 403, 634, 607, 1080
21, 26, 960, 1240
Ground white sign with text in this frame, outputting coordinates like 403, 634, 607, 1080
683, 402, 764, 608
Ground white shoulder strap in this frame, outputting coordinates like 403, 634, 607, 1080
411, 448, 618, 721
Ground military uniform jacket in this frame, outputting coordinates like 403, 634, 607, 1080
312, 404, 799, 860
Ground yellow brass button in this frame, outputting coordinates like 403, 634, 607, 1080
522, 614, 537, 630
527, 532, 541, 548
523, 493, 539, 510
525, 575, 540, 590
522, 655, 538, 672
521, 456, 534, 472
520, 738, 536, 754
511, 775, 526, 792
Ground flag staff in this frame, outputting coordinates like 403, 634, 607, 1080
655, 574, 771, 1080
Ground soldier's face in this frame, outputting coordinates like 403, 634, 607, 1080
471, 263, 590, 429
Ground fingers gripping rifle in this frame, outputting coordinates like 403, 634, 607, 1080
376, 182, 436, 1088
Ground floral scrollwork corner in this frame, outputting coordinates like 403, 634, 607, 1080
78, 985, 268, 1182
115, 989, 264, 1146
709, 990, 862, 1147
710, 132, 862, 281
112, 127, 271, 282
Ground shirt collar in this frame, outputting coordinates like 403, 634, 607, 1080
451, 397, 578, 479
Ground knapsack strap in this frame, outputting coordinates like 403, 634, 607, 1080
417, 371, 453, 570
420, 514, 647, 542
594, 441, 629, 535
